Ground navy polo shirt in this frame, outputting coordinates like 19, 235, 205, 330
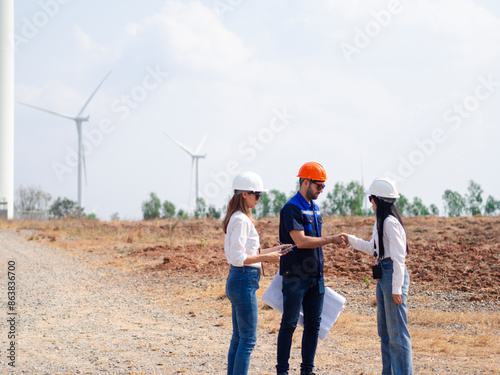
279, 192, 324, 277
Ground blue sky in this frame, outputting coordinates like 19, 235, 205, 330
13, 0, 500, 220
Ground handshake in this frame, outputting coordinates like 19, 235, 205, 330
328, 233, 349, 247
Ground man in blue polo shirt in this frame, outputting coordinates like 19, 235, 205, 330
276, 162, 346, 375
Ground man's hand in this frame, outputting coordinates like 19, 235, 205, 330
331, 234, 348, 247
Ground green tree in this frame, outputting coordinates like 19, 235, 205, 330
409, 197, 430, 216
254, 191, 271, 219
270, 189, 287, 217
49, 197, 83, 219
466, 180, 483, 216
442, 190, 466, 217
346, 181, 364, 216
322, 182, 348, 216
395, 194, 411, 216
162, 200, 176, 219
177, 209, 189, 220
207, 204, 221, 219
322, 181, 363, 216
142, 192, 161, 220
110, 212, 120, 221
194, 197, 207, 219
484, 195, 500, 215
429, 204, 439, 216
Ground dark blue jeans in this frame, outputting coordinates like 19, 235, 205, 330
277, 274, 324, 374
377, 258, 413, 375
226, 265, 260, 375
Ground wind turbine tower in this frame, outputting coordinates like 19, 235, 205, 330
165, 133, 207, 213
361, 157, 367, 216
20, 72, 111, 210
0, 0, 14, 219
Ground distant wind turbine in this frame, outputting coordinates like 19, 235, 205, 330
165, 132, 208, 213
361, 156, 367, 216
19, 71, 111, 209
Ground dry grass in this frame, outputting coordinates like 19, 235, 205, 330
2, 217, 499, 373
410, 309, 500, 355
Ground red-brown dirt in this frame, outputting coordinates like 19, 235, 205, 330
130, 216, 500, 301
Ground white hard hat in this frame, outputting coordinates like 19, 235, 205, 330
232, 171, 268, 192
364, 177, 400, 199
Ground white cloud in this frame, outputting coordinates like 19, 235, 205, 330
13, 0, 500, 219
320, 0, 391, 21
134, 1, 253, 73
397, 0, 500, 68
300, 67, 407, 120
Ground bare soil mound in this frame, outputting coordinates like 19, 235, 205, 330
130, 216, 500, 300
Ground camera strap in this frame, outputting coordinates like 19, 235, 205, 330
373, 242, 379, 263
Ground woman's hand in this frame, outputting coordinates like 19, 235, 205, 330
261, 244, 293, 263
339, 234, 350, 246
261, 244, 293, 255
245, 245, 293, 265
263, 250, 282, 263
393, 294, 402, 305
334, 233, 349, 247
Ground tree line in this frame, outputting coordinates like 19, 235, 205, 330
140, 193, 222, 220
13, 179, 500, 221
141, 179, 500, 220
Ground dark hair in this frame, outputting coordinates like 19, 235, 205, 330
372, 196, 409, 259
222, 193, 253, 234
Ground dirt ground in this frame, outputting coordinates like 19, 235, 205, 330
2, 215, 499, 374
131, 216, 500, 301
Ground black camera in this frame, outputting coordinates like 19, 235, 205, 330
372, 264, 382, 279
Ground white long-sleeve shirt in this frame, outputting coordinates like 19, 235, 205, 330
347, 215, 407, 295
224, 211, 261, 268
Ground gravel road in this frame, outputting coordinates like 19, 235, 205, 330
1, 229, 497, 374
0, 229, 382, 375
1, 229, 230, 374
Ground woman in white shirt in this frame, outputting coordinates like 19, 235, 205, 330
341, 178, 413, 375
222, 171, 290, 375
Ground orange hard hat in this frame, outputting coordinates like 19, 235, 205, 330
297, 162, 327, 181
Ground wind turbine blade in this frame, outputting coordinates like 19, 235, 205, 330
18, 101, 76, 121
163, 133, 195, 156
195, 132, 208, 155
76, 71, 112, 118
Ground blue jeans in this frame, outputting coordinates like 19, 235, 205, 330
277, 275, 324, 374
376, 258, 413, 375
226, 265, 260, 375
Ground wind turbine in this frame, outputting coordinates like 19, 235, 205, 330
164, 132, 208, 213
19, 71, 111, 210
361, 156, 367, 216
0, 0, 14, 219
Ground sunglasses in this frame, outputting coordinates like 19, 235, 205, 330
309, 179, 326, 191
248, 192, 261, 199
